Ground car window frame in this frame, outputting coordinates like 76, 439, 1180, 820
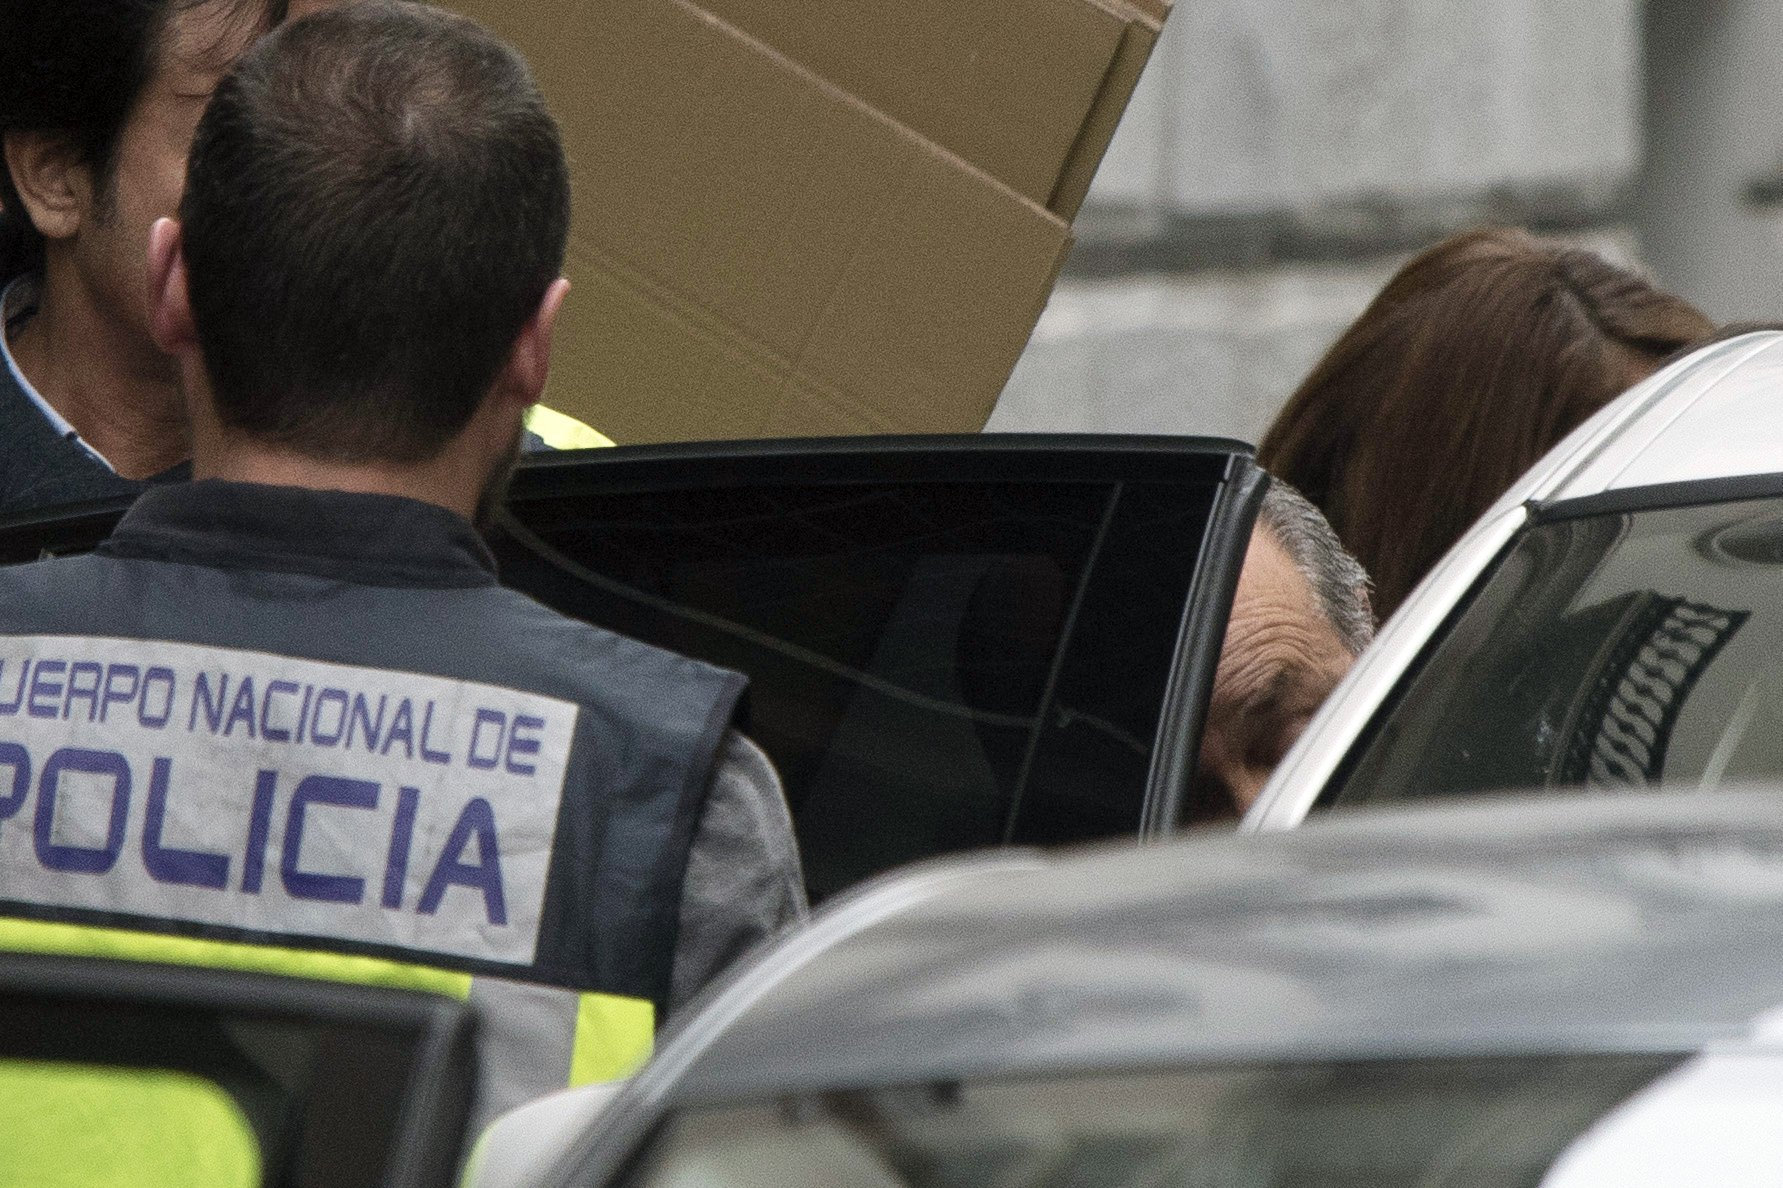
1306, 469, 1783, 814
500, 435, 1264, 844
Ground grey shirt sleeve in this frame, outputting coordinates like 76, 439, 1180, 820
668, 728, 807, 1017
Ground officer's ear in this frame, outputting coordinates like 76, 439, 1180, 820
495, 277, 570, 410
147, 217, 198, 356
3, 130, 89, 242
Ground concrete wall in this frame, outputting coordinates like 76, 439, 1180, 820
987, 260, 1398, 442
1636, 0, 1783, 325
991, 0, 1647, 443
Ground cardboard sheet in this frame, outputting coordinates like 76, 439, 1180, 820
454, 0, 1071, 441
444, 0, 1172, 441
1053, 0, 1169, 217
688, 0, 1129, 211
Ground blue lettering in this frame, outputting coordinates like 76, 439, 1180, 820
190, 672, 229, 733
100, 665, 139, 723
281, 775, 376, 903
0, 741, 30, 837
240, 770, 278, 894
382, 699, 416, 760
419, 701, 451, 765
261, 681, 299, 743
141, 757, 229, 889
467, 709, 505, 770
222, 677, 257, 738
27, 661, 66, 719
418, 797, 507, 925
295, 685, 314, 744
309, 688, 349, 747
62, 662, 103, 722
382, 786, 421, 909
346, 693, 387, 753
34, 748, 130, 874
506, 714, 544, 776
138, 667, 176, 730
0, 660, 27, 715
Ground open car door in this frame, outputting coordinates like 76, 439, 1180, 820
0, 435, 1262, 901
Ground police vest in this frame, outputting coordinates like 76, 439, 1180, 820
0, 493, 746, 1120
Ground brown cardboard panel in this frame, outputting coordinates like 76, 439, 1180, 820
451, 0, 1072, 442
688, 0, 1130, 208
1095, 0, 1171, 24
1050, 10, 1166, 218
561, 209, 1070, 442
788, 165, 1073, 433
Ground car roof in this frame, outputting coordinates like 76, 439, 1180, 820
659, 789, 1783, 1106
1492, 330, 1783, 513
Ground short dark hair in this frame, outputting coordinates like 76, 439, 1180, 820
0, 0, 284, 277
180, 0, 571, 462
1259, 227, 1715, 620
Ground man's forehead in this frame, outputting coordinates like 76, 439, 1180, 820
1218, 529, 1350, 699
1235, 527, 1317, 617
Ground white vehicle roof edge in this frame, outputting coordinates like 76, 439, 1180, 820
1537, 1050, 1783, 1187
534, 852, 1048, 1187
1564, 332, 1783, 499
1535, 332, 1783, 505
1486, 332, 1781, 516
1243, 504, 1527, 831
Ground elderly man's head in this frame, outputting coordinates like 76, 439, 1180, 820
1193, 480, 1373, 821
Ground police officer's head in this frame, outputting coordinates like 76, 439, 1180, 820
147, 0, 571, 481
0, 0, 310, 365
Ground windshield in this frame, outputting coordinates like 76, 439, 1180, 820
1328, 493, 1783, 806
625, 1055, 1682, 1188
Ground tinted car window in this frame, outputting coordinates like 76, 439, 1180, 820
494, 477, 1215, 899
624, 1056, 1682, 1187
1330, 494, 1783, 806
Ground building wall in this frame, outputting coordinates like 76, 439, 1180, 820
991, 0, 1646, 443
1636, 0, 1783, 325
987, 259, 1398, 442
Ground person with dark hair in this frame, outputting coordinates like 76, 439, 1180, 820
1192, 480, 1373, 822
1259, 227, 1715, 622
0, 0, 323, 513
0, 0, 605, 519
0, 0, 801, 1125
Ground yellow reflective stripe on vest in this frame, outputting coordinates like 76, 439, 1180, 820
0, 918, 472, 997
0, 919, 653, 1089
525, 404, 615, 450
570, 991, 654, 1085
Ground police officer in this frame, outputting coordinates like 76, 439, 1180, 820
0, 0, 802, 1123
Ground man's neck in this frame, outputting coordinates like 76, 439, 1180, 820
8, 267, 190, 480
194, 443, 485, 524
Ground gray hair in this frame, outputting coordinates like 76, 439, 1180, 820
1256, 479, 1375, 655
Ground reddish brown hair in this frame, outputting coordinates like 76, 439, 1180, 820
1258, 227, 1714, 620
